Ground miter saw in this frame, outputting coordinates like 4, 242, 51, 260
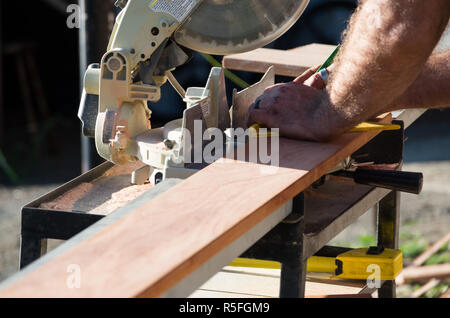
78, 0, 310, 185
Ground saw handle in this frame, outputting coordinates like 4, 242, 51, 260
334, 169, 423, 195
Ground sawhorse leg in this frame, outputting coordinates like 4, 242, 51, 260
19, 210, 104, 270
279, 213, 306, 298
20, 233, 47, 269
377, 190, 401, 298
240, 193, 306, 298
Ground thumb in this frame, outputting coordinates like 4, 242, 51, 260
247, 109, 274, 128
304, 73, 326, 90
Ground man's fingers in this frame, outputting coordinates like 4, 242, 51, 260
247, 109, 275, 128
294, 68, 315, 83
296, 64, 335, 89
294, 65, 321, 83
304, 73, 326, 90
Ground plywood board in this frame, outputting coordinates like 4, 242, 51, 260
190, 269, 364, 298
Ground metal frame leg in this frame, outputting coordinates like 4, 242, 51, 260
20, 233, 47, 269
280, 259, 307, 298
238, 193, 306, 298
279, 209, 306, 298
377, 190, 401, 298
19, 209, 104, 269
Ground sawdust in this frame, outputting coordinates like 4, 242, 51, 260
40, 183, 93, 211
89, 182, 153, 215
101, 161, 145, 177
39, 162, 153, 215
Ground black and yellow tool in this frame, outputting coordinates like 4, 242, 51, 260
229, 246, 403, 281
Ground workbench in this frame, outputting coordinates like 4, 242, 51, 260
0, 44, 426, 298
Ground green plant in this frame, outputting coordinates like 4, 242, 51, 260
399, 238, 428, 259
0, 148, 21, 185
423, 283, 449, 298
424, 251, 450, 265
359, 234, 376, 247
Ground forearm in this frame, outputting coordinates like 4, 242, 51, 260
317, 0, 449, 139
386, 50, 450, 111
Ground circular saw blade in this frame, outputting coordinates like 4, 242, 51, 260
174, 0, 310, 55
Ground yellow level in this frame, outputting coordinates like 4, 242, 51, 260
248, 121, 400, 138
348, 122, 401, 133
248, 123, 278, 138
229, 248, 403, 281
336, 248, 402, 280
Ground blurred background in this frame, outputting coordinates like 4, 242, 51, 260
0, 0, 448, 297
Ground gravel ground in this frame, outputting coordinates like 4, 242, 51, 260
0, 185, 58, 281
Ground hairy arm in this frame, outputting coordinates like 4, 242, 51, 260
386, 50, 450, 111
320, 0, 450, 139
249, 0, 449, 141
306, 50, 450, 112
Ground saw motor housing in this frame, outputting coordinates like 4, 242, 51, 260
78, 0, 310, 184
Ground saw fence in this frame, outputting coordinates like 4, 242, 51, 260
0, 44, 427, 298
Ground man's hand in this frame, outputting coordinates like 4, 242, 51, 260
247, 66, 345, 141
247, 82, 323, 141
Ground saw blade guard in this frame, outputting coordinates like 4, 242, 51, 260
174, 0, 310, 55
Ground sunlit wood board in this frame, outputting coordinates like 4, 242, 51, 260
189, 267, 368, 298
222, 44, 337, 77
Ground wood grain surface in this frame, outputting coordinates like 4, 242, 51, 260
190, 267, 366, 298
223, 44, 337, 77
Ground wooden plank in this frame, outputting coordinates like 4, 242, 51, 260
190, 290, 266, 298
190, 269, 364, 298
222, 44, 337, 77
411, 278, 441, 298
194, 271, 280, 297
221, 266, 366, 290
160, 201, 293, 297
0, 115, 392, 298
411, 232, 450, 267
441, 290, 450, 298
307, 294, 372, 298
222, 266, 281, 278
396, 264, 450, 285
